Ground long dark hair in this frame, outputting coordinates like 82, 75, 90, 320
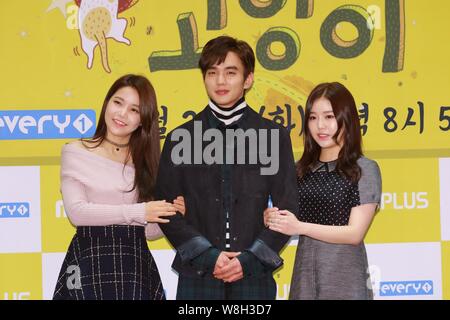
297, 82, 363, 183
82, 74, 160, 202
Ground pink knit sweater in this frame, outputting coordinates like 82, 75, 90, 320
60, 143, 163, 240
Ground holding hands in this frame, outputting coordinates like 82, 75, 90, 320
213, 251, 243, 283
172, 196, 186, 215
145, 196, 186, 223
264, 207, 301, 236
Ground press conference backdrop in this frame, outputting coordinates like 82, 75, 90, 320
0, 0, 449, 300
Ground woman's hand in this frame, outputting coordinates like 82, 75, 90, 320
267, 210, 301, 236
173, 196, 186, 215
145, 200, 177, 223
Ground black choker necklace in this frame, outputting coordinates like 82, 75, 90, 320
104, 137, 129, 151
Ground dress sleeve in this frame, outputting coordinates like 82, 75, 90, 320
357, 157, 382, 207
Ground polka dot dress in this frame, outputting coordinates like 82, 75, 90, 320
297, 161, 360, 226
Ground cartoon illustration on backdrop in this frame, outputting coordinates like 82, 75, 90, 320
46, 0, 138, 73
75, 0, 138, 73
43, 1, 410, 150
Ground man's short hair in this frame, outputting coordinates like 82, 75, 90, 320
199, 36, 255, 79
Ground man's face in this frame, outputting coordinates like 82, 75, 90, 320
204, 51, 253, 108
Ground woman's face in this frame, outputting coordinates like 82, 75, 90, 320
308, 97, 343, 152
104, 86, 141, 142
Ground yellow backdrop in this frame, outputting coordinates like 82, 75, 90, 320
0, 0, 449, 300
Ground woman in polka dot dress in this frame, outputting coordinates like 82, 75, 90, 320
265, 82, 381, 300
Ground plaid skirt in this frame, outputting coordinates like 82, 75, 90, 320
53, 225, 165, 300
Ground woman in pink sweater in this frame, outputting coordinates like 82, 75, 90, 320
53, 74, 184, 300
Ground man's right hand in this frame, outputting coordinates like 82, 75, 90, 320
263, 207, 279, 227
213, 251, 241, 280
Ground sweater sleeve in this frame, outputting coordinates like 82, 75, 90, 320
145, 223, 164, 240
60, 146, 147, 226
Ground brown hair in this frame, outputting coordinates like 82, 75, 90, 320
82, 74, 161, 202
297, 82, 363, 183
199, 35, 255, 80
